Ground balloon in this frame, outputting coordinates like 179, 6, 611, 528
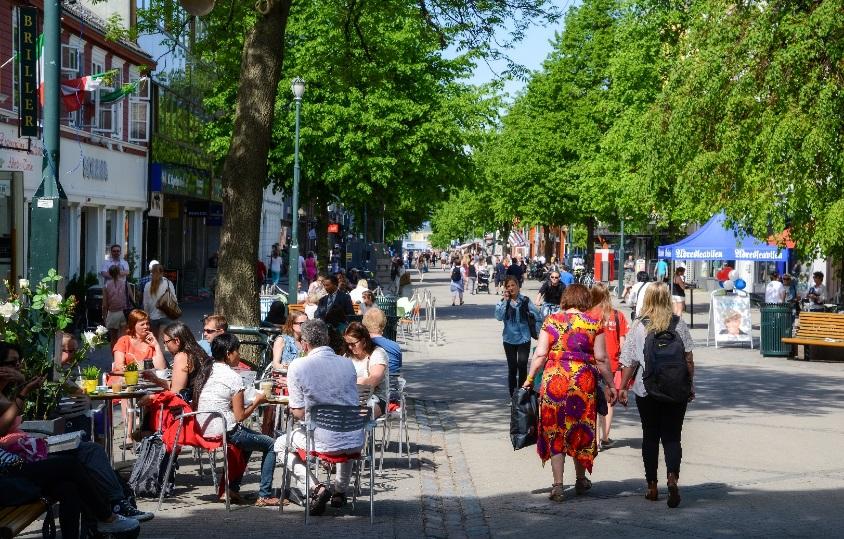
734, 278, 746, 290
723, 279, 735, 291
728, 270, 738, 281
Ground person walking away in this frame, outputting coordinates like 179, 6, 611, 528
589, 283, 628, 449
655, 258, 669, 283
764, 271, 786, 304
535, 271, 565, 317
622, 256, 636, 302
495, 276, 541, 395
804, 271, 827, 311
101, 265, 128, 348
450, 260, 466, 306
304, 252, 319, 285
628, 271, 652, 320
671, 267, 688, 317
143, 263, 176, 338
468, 258, 478, 295
494, 256, 506, 292
522, 284, 617, 502
559, 265, 575, 287
618, 283, 695, 508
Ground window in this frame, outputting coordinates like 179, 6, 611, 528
10, 9, 18, 112
95, 67, 120, 135
61, 45, 80, 76
128, 100, 149, 142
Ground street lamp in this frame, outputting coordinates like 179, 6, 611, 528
287, 77, 305, 301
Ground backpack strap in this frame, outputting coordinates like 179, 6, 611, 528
668, 314, 680, 332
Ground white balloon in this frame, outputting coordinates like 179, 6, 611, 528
723, 279, 735, 291
728, 270, 738, 281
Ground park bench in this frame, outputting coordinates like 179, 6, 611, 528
782, 312, 844, 358
0, 500, 49, 539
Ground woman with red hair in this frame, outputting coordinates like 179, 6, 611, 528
523, 284, 616, 502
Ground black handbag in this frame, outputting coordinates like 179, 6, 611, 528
510, 387, 538, 450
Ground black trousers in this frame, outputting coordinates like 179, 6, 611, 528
636, 395, 687, 482
504, 341, 531, 395
19, 455, 112, 539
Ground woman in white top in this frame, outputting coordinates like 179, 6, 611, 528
343, 322, 389, 418
193, 333, 278, 507
143, 263, 176, 338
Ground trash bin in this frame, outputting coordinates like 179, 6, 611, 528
376, 295, 398, 317
760, 303, 793, 357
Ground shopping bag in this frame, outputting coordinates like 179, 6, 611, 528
510, 387, 537, 450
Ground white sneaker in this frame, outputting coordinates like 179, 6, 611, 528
97, 514, 140, 534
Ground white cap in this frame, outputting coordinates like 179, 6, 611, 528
148, 260, 160, 271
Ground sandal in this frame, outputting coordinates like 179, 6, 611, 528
330, 492, 347, 508
574, 477, 592, 496
548, 483, 564, 503
645, 481, 659, 501
308, 484, 331, 516
666, 473, 681, 508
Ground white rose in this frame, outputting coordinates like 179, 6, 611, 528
95, 325, 108, 337
44, 294, 63, 314
82, 331, 96, 346
0, 302, 19, 321
18, 279, 29, 289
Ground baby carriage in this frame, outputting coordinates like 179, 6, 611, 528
476, 269, 491, 293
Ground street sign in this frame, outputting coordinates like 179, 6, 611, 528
17, 7, 39, 137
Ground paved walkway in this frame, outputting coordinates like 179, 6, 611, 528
24, 272, 844, 537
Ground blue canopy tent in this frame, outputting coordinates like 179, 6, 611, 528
658, 212, 787, 262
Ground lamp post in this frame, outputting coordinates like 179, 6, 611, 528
287, 77, 305, 302
617, 218, 626, 298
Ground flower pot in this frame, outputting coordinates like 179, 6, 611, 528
82, 379, 98, 394
124, 371, 139, 386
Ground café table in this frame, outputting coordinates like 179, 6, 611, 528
89, 385, 163, 464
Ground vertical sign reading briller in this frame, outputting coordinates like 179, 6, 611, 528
18, 7, 39, 137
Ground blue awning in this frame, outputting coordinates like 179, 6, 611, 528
657, 213, 787, 261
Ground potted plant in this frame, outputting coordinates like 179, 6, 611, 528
0, 270, 107, 422
123, 361, 139, 386
81, 365, 100, 394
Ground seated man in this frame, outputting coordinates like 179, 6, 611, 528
362, 308, 402, 375
284, 319, 364, 515
199, 314, 228, 355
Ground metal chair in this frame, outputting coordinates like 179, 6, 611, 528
303, 405, 375, 524
375, 375, 411, 470
157, 411, 231, 511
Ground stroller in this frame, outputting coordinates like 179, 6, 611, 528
476, 269, 491, 293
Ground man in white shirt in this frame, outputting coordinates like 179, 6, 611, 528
284, 319, 364, 515
765, 271, 786, 304
805, 271, 827, 311
100, 244, 129, 283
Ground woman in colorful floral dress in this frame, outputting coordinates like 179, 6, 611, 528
523, 284, 617, 502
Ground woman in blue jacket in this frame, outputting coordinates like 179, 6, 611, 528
495, 275, 542, 395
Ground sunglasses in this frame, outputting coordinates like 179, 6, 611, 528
345, 340, 361, 347
203, 328, 221, 334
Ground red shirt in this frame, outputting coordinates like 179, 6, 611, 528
256, 260, 267, 282
587, 307, 629, 372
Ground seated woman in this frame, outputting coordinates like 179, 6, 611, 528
0, 342, 152, 528
193, 333, 279, 507
343, 322, 389, 418
141, 321, 205, 404
112, 309, 167, 446
271, 311, 308, 371
359, 290, 376, 315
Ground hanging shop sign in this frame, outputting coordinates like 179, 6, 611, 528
148, 191, 163, 218
17, 7, 39, 137
327, 223, 340, 234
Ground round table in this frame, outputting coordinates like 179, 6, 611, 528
89, 387, 163, 464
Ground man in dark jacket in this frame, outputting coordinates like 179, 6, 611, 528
315, 274, 355, 320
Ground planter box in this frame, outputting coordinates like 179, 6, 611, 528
20, 418, 65, 435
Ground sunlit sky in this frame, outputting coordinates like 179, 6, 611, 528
467, 0, 580, 100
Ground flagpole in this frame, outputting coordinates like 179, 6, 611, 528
29, 0, 64, 284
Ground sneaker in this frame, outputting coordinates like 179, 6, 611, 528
97, 514, 139, 534
114, 500, 154, 522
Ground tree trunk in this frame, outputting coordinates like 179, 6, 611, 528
214, 0, 292, 325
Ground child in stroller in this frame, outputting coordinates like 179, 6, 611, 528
476, 269, 491, 293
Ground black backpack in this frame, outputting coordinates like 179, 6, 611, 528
128, 432, 174, 498
642, 315, 691, 403
451, 266, 462, 282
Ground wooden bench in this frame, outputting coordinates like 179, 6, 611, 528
782, 312, 844, 357
0, 501, 48, 539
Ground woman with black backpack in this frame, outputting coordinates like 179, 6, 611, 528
618, 282, 696, 508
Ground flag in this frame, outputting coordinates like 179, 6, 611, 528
99, 78, 145, 104
38, 71, 114, 113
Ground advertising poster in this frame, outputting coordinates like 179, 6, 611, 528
709, 291, 753, 347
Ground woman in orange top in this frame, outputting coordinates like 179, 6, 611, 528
112, 309, 166, 445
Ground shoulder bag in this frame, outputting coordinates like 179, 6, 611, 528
155, 280, 182, 319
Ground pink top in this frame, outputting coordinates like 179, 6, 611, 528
104, 279, 127, 312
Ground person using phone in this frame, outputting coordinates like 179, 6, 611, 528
495, 276, 541, 396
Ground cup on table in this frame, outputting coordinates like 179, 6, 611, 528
111, 379, 123, 394
259, 379, 273, 398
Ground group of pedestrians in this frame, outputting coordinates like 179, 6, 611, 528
498, 274, 695, 508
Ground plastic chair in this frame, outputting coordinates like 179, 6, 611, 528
157, 411, 231, 511
303, 405, 375, 525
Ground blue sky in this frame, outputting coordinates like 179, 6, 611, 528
468, 0, 580, 99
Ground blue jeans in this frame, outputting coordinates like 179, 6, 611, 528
74, 441, 125, 503
270, 270, 281, 285
228, 424, 276, 497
